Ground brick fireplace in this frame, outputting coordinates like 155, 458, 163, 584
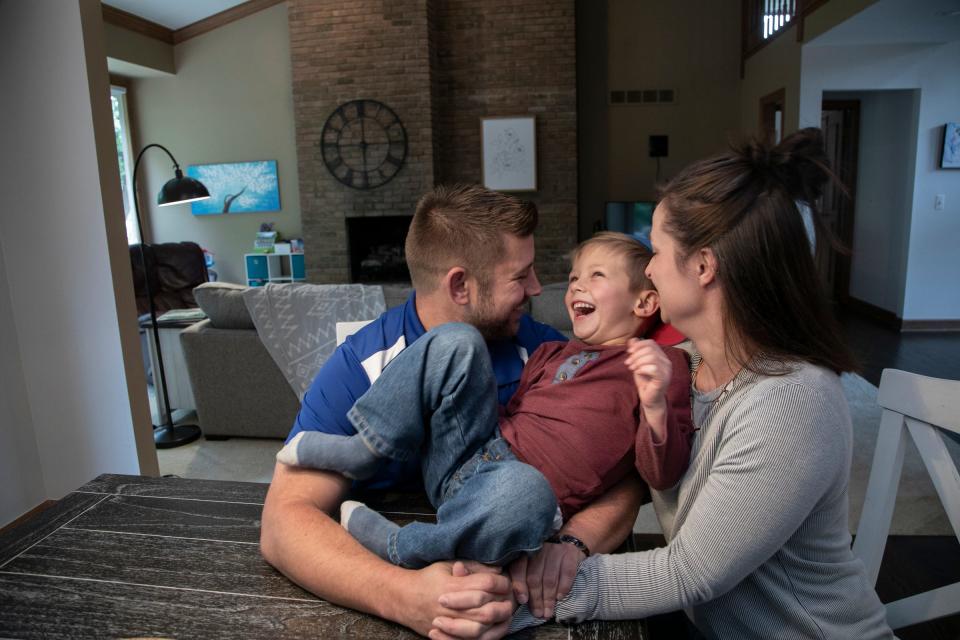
288, 0, 577, 285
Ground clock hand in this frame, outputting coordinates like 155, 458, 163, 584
360, 114, 368, 173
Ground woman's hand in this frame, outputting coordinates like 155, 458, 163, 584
625, 338, 672, 440
507, 542, 585, 619
427, 561, 515, 640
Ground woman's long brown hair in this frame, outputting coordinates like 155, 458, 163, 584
658, 128, 858, 375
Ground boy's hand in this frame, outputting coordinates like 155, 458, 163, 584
624, 339, 671, 438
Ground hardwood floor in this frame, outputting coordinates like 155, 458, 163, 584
836, 306, 960, 386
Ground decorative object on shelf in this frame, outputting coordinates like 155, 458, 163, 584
941, 122, 959, 169
132, 143, 210, 448
321, 99, 408, 190
186, 160, 280, 214
290, 238, 304, 254
253, 222, 278, 253
245, 252, 306, 287
481, 115, 537, 192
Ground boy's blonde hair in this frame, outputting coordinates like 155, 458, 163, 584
570, 232, 655, 293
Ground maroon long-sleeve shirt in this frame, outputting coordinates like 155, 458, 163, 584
499, 340, 693, 520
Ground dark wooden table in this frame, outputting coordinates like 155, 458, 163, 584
0, 474, 647, 639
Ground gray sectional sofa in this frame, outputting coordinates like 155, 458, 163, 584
181, 282, 571, 440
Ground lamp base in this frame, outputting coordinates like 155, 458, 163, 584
154, 423, 202, 449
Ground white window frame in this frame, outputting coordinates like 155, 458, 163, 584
111, 85, 139, 245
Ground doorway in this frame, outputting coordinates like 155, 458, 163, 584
819, 99, 859, 303
759, 88, 785, 144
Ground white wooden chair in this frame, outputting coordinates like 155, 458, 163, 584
853, 368, 960, 629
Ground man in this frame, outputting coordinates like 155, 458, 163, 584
260, 184, 645, 637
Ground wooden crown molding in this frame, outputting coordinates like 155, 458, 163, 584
102, 4, 173, 44
101, 0, 285, 47
173, 0, 285, 44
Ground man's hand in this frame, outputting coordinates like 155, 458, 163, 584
262, 464, 512, 637
507, 542, 583, 619
421, 561, 515, 640
625, 338, 672, 440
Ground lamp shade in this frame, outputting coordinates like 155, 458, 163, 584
157, 169, 211, 207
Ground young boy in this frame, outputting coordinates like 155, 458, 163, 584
276, 232, 692, 568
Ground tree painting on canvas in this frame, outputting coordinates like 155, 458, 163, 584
187, 160, 281, 214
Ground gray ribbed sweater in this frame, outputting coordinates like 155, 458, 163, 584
513, 359, 895, 639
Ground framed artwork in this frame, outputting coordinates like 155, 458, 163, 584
186, 160, 281, 215
481, 116, 537, 192
941, 122, 960, 169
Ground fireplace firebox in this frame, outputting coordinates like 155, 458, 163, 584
346, 216, 412, 283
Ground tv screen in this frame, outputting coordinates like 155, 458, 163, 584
604, 201, 655, 247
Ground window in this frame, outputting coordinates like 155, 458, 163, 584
743, 0, 799, 59
110, 85, 139, 245
762, 0, 796, 40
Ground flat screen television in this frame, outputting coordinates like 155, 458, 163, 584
604, 201, 655, 247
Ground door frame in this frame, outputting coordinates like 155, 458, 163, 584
759, 88, 786, 143
821, 99, 860, 303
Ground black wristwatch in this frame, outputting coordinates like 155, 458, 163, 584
548, 533, 590, 557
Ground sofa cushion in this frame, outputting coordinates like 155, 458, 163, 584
193, 282, 255, 330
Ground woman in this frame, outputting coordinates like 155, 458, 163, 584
433, 129, 895, 639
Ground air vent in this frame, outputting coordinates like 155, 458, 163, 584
609, 88, 677, 105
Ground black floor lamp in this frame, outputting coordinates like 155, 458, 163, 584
132, 143, 210, 449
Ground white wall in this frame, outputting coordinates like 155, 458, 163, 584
0, 242, 45, 525
0, 0, 154, 526
800, 41, 960, 321
129, 4, 301, 285
824, 90, 918, 315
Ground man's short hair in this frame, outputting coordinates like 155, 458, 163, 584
570, 232, 655, 293
405, 184, 539, 292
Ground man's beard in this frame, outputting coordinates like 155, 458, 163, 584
464, 287, 523, 340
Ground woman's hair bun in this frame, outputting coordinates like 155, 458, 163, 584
740, 127, 831, 204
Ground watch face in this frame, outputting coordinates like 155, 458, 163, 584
321, 99, 408, 190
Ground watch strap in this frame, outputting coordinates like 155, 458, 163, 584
547, 533, 590, 557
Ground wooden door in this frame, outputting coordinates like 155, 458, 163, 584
819, 100, 859, 302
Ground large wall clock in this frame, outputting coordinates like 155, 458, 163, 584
320, 99, 408, 190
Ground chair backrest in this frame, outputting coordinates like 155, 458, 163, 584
336, 319, 374, 346
853, 368, 960, 629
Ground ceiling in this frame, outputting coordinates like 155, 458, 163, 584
102, 0, 249, 31
809, 0, 960, 46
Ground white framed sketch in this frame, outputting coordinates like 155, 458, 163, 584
481, 116, 537, 192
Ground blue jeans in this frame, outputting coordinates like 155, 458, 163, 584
347, 322, 558, 568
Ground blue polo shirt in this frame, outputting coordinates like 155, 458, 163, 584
289, 291, 567, 489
